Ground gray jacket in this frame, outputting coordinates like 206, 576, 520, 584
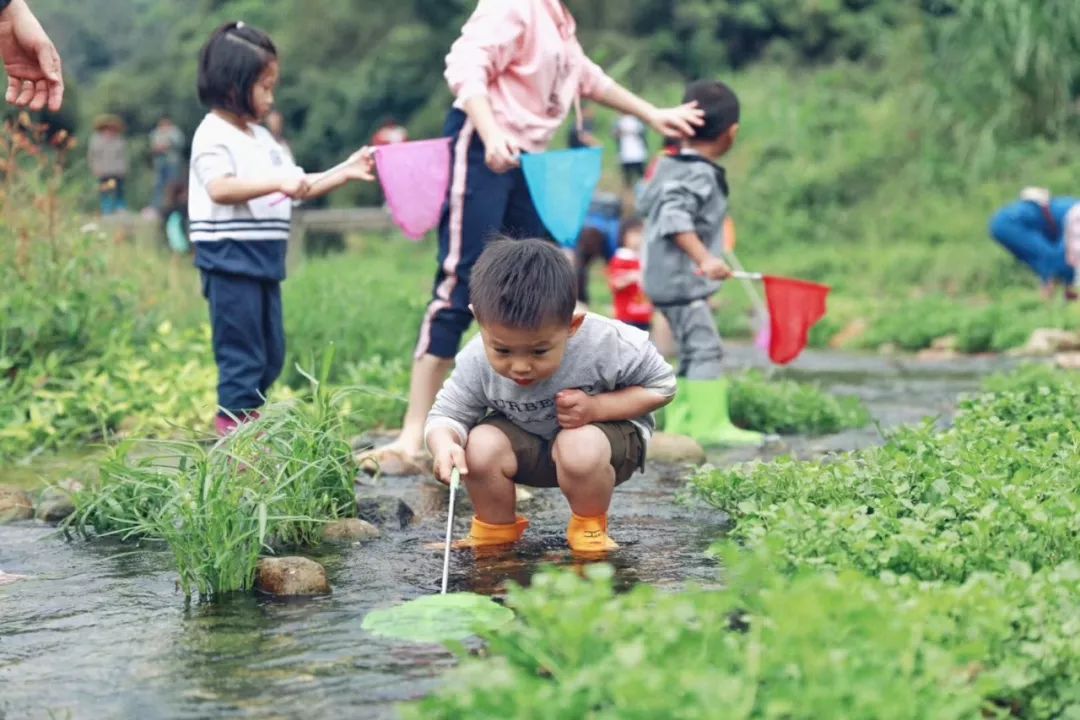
638, 151, 729, 306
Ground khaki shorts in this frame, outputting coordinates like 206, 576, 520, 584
476, 415, 645, 488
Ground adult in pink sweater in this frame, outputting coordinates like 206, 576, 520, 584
361, 0, 703, 476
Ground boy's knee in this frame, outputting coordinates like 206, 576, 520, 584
465, 425, 515, 474
553, 426, 610, 476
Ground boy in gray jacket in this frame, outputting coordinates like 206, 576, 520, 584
425, 239, 676, 553
638, 80, 762, 447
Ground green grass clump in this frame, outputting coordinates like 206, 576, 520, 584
729, 371, 870, 435
69, 366, 357, 598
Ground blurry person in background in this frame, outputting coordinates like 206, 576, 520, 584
149, 115, 185, 214
372, 116, 408, 147
371, 116, 407, 206
0, 0, 64, 112
614, 112, 648, 189
990, 187, 1080, 302
88, 114, 128, 216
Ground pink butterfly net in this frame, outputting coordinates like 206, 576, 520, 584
375, 138, 452, 241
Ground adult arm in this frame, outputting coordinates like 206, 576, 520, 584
596, 82, 702, 140
445, 0, 526, 172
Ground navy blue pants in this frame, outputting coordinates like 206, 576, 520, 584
202, 271, 285, 416
415, 109, 549, 359
990, 200, 1075, 285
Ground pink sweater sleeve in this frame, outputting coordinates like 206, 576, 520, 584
575, 43, 614, 100
444, 0, 527, 102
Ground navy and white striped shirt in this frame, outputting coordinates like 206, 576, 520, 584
188, 112, 304, 281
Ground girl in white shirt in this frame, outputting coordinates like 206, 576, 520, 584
189, 21, 375, 435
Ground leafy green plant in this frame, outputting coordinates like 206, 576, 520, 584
729, 370, 870, 435
0, 323, 217, 462
693, 367, 1080, 583
407, 554, 1080, 719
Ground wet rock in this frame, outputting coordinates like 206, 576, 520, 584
322, 518, 381, 543
647, 433, 707, 466
255, 557, 330, 597
0, 571, 29, 586
1013, 329, 1080, 357
916, 346, 959, 362
931, 335, 959, 351
35, 496, 75, 524
829, 318, 869, 349
356, 494, 415, 529
0, 485, 34, 523
35, 482, 81, 524
1056, 352, 1080, 370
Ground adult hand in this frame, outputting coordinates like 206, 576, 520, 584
0, 0, 63, 112
648, 101, 704, 139
482, 130, 520, 174
555, 389, 595, 430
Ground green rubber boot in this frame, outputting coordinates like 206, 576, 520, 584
660, 377, 694, 436
678, 377, 764, 448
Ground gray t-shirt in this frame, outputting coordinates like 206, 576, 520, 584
425, 314, 676, 446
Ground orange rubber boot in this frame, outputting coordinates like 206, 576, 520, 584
452, 516, 530, 550
567, 513, 619, 553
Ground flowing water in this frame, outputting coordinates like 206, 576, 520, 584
0, 348, 1016, 719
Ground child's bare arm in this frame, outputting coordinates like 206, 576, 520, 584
206, 176, 301, 205
555, 387, 671, 429
298, 147, 377, 200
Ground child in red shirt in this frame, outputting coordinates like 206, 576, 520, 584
608, 218, 654, 332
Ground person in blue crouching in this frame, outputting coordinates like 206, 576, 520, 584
990, 187, 1080, 301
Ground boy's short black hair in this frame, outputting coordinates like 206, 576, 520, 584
684, 80, 740, 142
198, 22, 277, 118
471, 238, 577, 329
